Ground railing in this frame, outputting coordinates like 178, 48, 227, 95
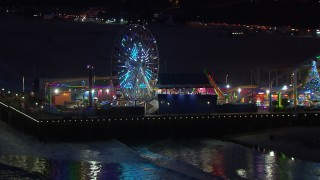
0, 100, 39, 123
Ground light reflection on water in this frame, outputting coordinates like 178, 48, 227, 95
0, 154, 192, 179
1, 138, 320, 179
144, 139, 320, 179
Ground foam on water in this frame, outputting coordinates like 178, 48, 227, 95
138, 138, 320, 179
0, 120, 212, 179
2, 119, 320, 179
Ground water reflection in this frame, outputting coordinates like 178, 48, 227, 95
1, 138, 320, 179
88, 161, 101, 180
0, 154, 190, 179
236, 169, 247, 179
146, 139, 320, 179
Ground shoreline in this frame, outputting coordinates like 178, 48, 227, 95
226, 127, 320, 163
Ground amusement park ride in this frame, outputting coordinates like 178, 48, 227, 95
111, 25, 159, 106
43, 25, 320, 115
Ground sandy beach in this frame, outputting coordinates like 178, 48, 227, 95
229, 127, 320, 163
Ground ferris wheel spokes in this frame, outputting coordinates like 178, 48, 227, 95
111, 25, 159, 101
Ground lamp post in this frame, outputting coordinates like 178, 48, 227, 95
269, 82, 273, 112
226, 83, 230, 103
226, 74, 228, 84
87, 65, 94, 108
266, 89, 270, 107
292, 69, 298, 109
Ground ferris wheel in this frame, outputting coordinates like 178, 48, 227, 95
111, 25, 159, 100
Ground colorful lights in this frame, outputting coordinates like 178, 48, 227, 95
130, 45, 138, 61
111, 25, 159, 100
302, 60, 320, 100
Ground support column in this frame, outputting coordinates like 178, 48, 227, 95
293, 69, 298, 109
87, 65, 94, 108
269, 71, 273, 112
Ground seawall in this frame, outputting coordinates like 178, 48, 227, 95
0, 103, 319, 141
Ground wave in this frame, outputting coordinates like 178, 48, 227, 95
0, 119, 216, 179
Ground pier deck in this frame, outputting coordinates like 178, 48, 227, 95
1, 101, 319, 141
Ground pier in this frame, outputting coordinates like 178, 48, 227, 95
1, 101, 319, 141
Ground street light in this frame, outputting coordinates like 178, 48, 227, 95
54, 89, 60, 94
87, 65, 94, 108
266, 89, 270, 106
226, 74, 228, 84
226, 75, 230, 88
266, 89, 270, 94
237, 88, 242, 102
290, 73, 294, 86
282, 85, 288, 91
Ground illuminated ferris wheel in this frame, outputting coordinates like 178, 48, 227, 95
111, 25, 159, 100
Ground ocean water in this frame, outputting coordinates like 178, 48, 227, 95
1, 120, 320, 179
133, 139, 320, 179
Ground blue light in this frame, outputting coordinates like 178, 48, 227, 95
120, 71, 131, 86
113, 25, 159, 99
124, 83, 133, 89
139, 84, 147, 88
144, 73, 151, 81
130, 45, 138, 61
145, 69, 152, 78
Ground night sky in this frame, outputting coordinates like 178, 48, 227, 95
1, 0, 320, 91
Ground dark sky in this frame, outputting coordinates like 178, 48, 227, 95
2, 0, 320, 28
2, 0, 320, 27
1, 14, 320, 91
